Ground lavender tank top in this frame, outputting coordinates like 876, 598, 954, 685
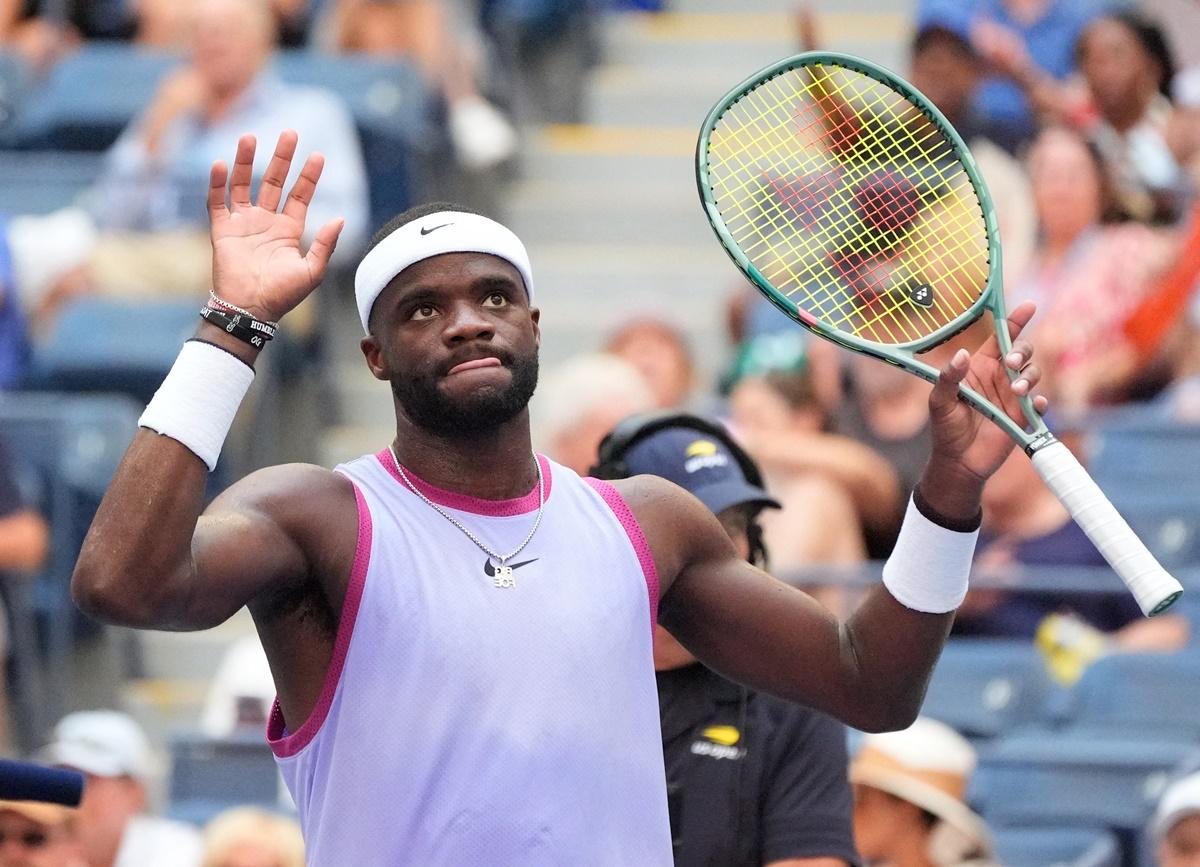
267, 451, 672, 865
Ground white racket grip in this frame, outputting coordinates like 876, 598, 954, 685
1031, 441, 1183, 616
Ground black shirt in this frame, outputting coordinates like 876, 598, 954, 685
658, 664, 859, 867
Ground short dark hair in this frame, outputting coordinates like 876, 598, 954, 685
911, 24, 976, 63
1078, 11, 1176, 99
362, 202, 485, 332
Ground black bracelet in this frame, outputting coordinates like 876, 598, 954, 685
912, 484, 983, 533
199, 305, 277, 348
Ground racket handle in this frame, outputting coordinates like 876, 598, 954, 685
1031, 441, 1183, 617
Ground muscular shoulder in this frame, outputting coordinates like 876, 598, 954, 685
205, 462, 357, 555
606, 474, 734, 595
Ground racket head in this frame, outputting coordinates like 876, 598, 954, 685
697, 51, 1003, 360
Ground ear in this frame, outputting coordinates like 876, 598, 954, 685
530, 306, 541, 350
360, 335, 390, 381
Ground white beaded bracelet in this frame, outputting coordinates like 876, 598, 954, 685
881, 495, 980, 614
138, 340, 255, 471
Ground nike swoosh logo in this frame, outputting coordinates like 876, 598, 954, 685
420, 222, 453, 235
483, 558, 538, 576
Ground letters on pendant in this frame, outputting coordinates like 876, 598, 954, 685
493, 564, 516, 589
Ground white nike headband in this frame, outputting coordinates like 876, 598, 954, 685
354, 210, 535, 333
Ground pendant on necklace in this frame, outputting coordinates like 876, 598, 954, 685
492, 563, 516, 589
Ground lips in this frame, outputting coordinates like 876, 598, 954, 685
446, 356, 504, 376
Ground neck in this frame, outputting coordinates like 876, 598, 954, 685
392, 411, 538, 499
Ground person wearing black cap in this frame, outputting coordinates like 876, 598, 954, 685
593, 413, 858, 867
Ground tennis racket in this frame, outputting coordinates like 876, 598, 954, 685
696, 51, 1183, 616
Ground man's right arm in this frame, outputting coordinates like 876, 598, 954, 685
71, 422, 354, 631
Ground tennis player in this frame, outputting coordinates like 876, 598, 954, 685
72, 131, 1046, 865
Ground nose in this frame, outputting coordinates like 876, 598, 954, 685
442, 300, 495, 344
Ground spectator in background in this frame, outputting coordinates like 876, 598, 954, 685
604, 317, 695, 409
725, 334, 899, 575
531, 353, 656, 475
1014, 125, 1180, 412
591, 414, 858, 867
199, 636, 275, 739
1074, 11, 1195, 225
0, 215, 30, 389
37, 711, 202, 867
83, 0, 366, 304
200, 808, 303, 867
955, 445, 1189, 681
135, 0, 311, 49
1154, 770, 1200, 867
0, 437, 49, 753
0, 800, 84, 867
908, 10, 1035, 286
319, 0, 517, 170
0, 1, 77, 71
942, 0, 1100, 152
851, 717, 996, 867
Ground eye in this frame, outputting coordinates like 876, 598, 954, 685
483, 291, 508, 307
410, 304, 437, 321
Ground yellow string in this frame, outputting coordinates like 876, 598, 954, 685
704, 61, 989, 345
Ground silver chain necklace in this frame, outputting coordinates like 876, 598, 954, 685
388, 446, 544, 589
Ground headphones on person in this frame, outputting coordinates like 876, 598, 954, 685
590, 410, 771, 568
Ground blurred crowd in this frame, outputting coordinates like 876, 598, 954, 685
1, 0, 1200, 865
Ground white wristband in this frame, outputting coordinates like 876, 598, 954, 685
138, 340, 255, 471
882, 496, 979, 614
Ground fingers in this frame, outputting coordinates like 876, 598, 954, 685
282, 152, 326, 226
257, 130, 298, 213
228, 134, 257, 209
207, 160, 229, 219
978, 300, 1038, 360
304, 217, 345, 286
929, 347, 971, 414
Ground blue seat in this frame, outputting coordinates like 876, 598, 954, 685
921, 639, 1050, 739
1111, 497, 1200, 570
274, 50, 441, 229
1048, 652, 1200, 739
972, 732, 1200, 832
991, 826, 1120, 867
167, 732, 286, 826
12, 43, 179, 150
0, 50, 33, 145
1087, 417, 1200, 501
0, 151, 107, 215
26, 297, 198, 404
0, 391, 142, 731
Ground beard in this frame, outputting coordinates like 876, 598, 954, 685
392, 349, 539, 437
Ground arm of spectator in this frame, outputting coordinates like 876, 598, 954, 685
140, 67, 208, 157
742, 430, 902, 537
971, 19, 1088, 127
760, 709, 856, 867
0, 508, 48, 573
0, 0, 21, 39
292, 92, 368, 255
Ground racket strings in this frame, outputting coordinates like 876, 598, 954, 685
704, 61, 990, 345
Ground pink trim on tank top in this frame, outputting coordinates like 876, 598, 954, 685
267, 481, 373, 758
374, 450, 553, 516
584, 478, 659, 633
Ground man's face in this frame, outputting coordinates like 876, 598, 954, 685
910, 34, 977, 123
1080, 18, 1156, 123
363, 252, 541, 437
0, 810, 76, 867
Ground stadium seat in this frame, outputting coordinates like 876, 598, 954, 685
12, 43, 178, 150
274, 50, 442, 230
25, 297, 197, 404
0, 150, 106, 215
1047, 652, 1200, 739
0, 391, 142, 729
1087, 416, 1200, 501
920, 639, 1050, 740
0, 50, 32, 145
990, 826, 1121, 867
971, 731, 1200, 832
167, 732, 287, 826
1112, 496, 1200, 570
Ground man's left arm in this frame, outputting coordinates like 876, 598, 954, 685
638, 303, 1047, 732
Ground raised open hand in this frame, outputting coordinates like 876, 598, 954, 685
927, 301, 1050, 489
208, 131, 345, 322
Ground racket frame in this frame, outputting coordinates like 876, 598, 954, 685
697, 50, 1045, 448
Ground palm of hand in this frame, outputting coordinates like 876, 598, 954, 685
211, 207, 312, 320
